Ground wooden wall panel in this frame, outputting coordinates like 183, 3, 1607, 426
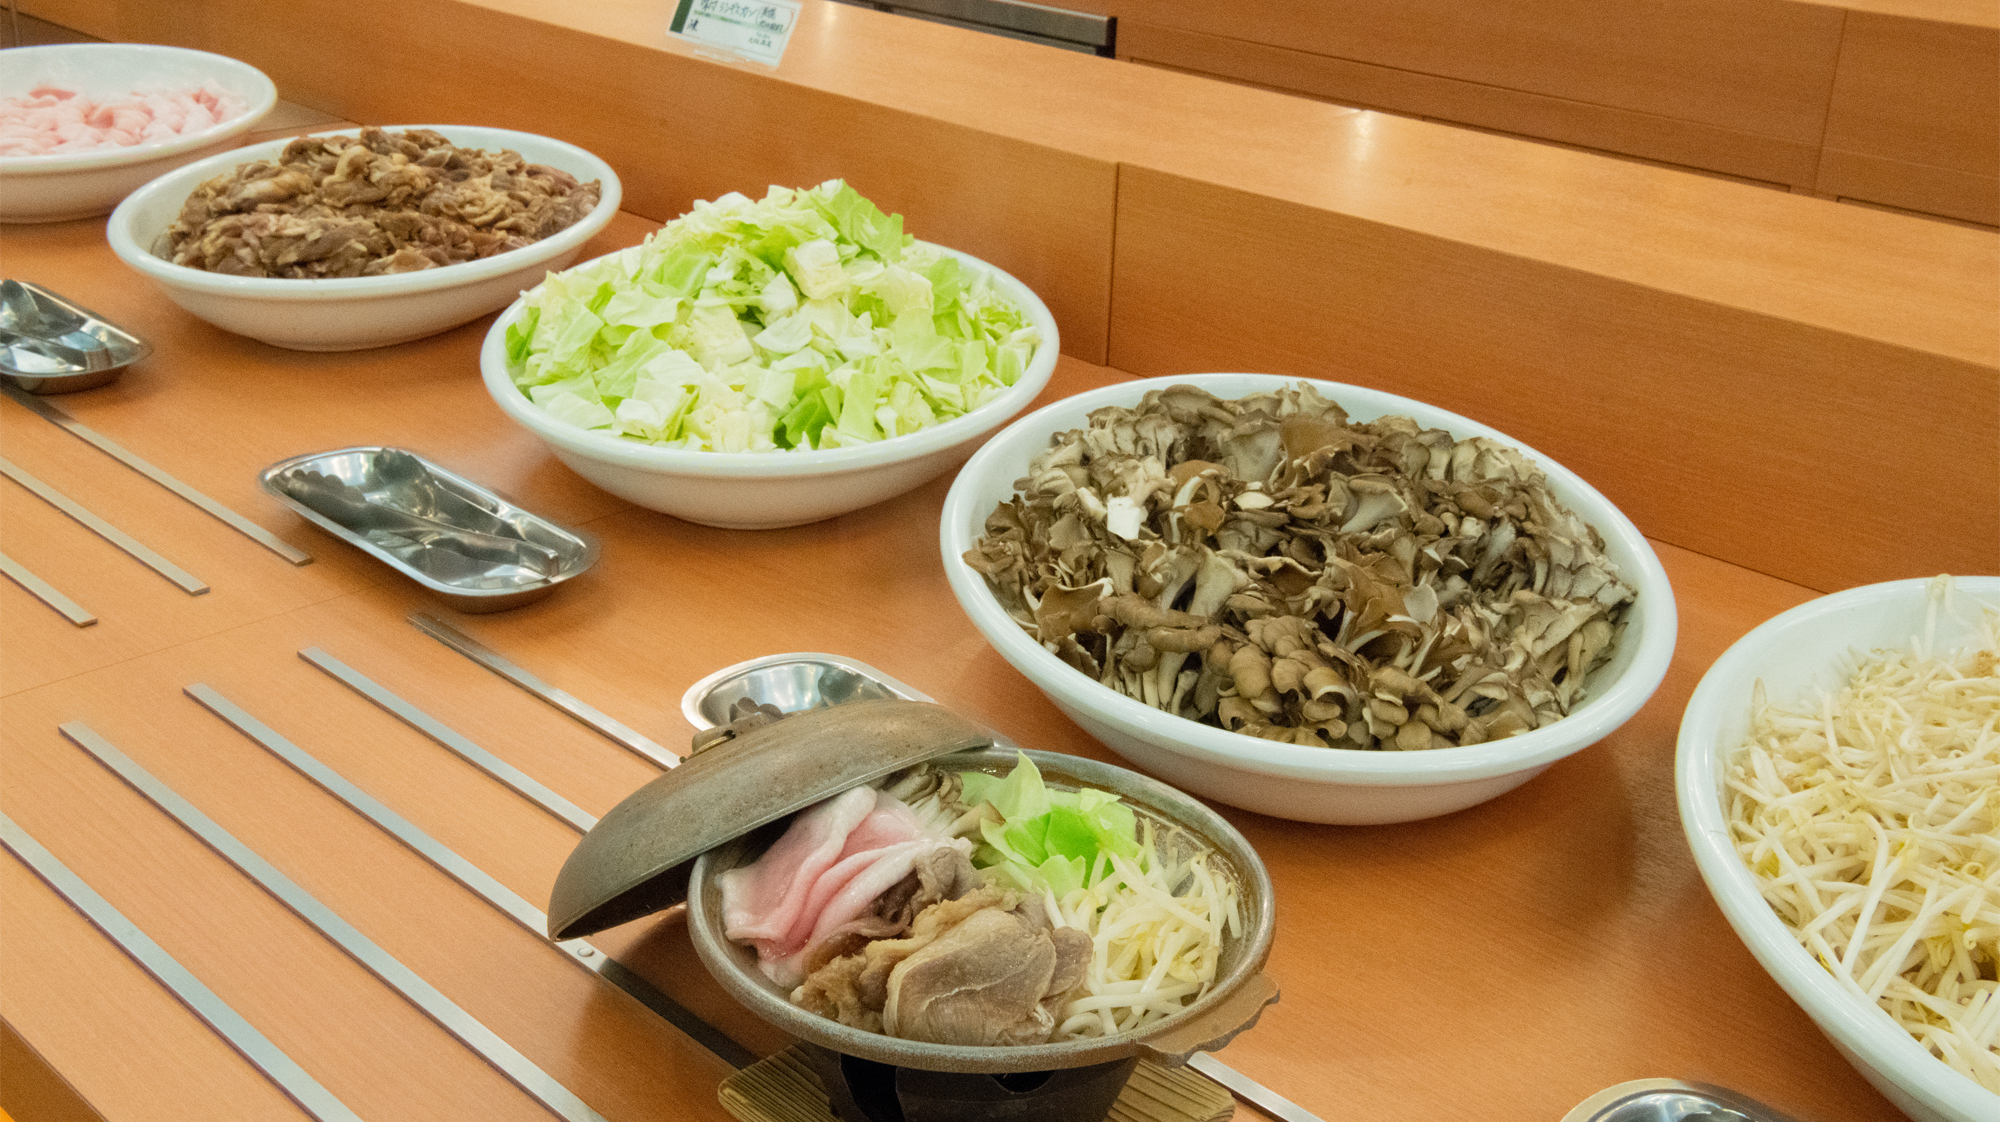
1118, 20, 1819, 187
1819, 12, 2000, 224
1107, 0, 1846, 142
1107, 168, 2000, 593
1107, 0, 2000, 224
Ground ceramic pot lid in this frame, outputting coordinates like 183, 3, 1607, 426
546, 698, 994, 940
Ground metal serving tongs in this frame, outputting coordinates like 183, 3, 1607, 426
279, 468, 562, 576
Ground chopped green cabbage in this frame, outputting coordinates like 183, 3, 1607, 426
505, 180, 1040, 453
960, 753, 1141, 898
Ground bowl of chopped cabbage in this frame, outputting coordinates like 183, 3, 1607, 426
941, 373, 1677, 825
478, 181, 1057, 529
1677, 576, 2000, 1122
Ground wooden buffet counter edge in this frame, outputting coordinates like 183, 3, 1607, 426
21, 0, 1998, 599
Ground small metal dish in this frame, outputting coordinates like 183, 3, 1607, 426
0, 279, 152, 394
679, 652, 927, 731
259, 446, 597, 612
1562, 1079, 1801, 1122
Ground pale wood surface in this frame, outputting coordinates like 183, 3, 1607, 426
0, 206, 1922, 1122
1118, 19, 1821, 188
1104, 0, 1999, 223
1792, 0, 2000, 29
1107, 0, 1848, 142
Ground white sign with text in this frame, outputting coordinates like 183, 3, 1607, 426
668, 0, 801, 67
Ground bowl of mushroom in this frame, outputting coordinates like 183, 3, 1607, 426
941, 374, 1677, 825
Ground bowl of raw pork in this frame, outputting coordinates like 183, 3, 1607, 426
106, 124, 619, 350
942, 373, 1678, 825
478, 180, 1058, 529
0, 43, 276, 223
547, 700, 1276, 1120
1677, 577, 2000, 1122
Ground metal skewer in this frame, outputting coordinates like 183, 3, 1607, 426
0, 455, 207, 594
0, 812, 365, 1122
185, 683, 755, 1070
2, 386, 312, 566
59, 722, 612, 1122
1187, 1052, 1326, 1122
297, 648, 597, 832
408, 612, 681, 770
0, 549, 96, 625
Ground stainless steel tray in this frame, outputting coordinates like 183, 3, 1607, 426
260, 447, 596, 612
0, 279, 151, 394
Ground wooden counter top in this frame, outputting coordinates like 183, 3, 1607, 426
2, 3, 1993, 1117
0, 209, 1922, 1122
21, 0, 1996, 600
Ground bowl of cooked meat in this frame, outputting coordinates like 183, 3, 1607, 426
106, 125, 619, 350
0, 43, 277, 223
941, 374, 1678, 825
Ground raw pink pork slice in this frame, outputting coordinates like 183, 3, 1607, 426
720, 788, 965, 986
719, 786, 877, 949
0, 83, 246, 157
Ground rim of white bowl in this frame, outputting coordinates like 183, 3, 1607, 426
940, 373, 1679, 786
0, 44, 278, 174
1676, 576, 2000, 1122
106, 125, 622, 298
477, 241, 1060, 479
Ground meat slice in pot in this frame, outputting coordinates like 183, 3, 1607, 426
881, 904, 1093, 1046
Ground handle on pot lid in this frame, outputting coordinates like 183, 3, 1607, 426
1137, 972, 1279, 1066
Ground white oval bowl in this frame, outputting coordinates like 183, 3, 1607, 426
0, 43, 277, 223
941, 373, 1678, 824
107, 125, 621, 351
478, 244, 1059, 529
1677, 576, 2000, 1122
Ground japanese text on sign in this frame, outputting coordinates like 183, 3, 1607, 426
669, 0, 800, 67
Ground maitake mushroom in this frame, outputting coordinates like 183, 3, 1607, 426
965, 383, 1636, 751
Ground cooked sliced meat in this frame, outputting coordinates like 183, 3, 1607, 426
792, 879, 1091, 1047
881, 906, 1095, 1046
161, 126, 601, 279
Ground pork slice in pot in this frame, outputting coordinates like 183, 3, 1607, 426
880, 904, 1094, 1047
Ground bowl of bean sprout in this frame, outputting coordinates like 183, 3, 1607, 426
1677, 575, 2000, 1122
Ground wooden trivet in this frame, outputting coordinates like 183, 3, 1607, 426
718, 1045, 1235, 1122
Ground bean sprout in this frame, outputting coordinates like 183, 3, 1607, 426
1727, 577, 2000, 1092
